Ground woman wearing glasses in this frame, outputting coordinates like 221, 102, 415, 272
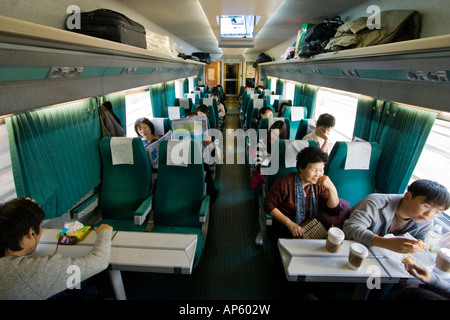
343, 179, 450, 254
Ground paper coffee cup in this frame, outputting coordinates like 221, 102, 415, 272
435, 248, 450, 273
348, 243, 368, 270
326, 227, 345, 253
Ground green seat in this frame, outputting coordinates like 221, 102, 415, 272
150, 139, 210, 268
295, 119, 317, 140
325, 141, 381, 207
257, 139, 318, 265
175, 98, 193, 114
98, 137, 153, 232
272, 99, 292, 113
282, 106, 308, 140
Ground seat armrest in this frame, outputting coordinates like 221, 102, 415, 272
134, 194, 153, 225
70, 193, 99, 219
199, 195, 210, 223
257, 194, 272, 226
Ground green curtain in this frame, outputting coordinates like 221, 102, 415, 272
5, 99, 101, 219
353, 97, 384, 141
301, 85, 317, 119
182, 78, 189, 95
276, 79, 284, 95
374, 102, 437, 194
150, 83, 167, 118
165, 81, 176, 108
293, 83, 305, 116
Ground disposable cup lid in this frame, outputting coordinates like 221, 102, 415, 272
328, 227, 344, 240
350, 243, 368, 257
438, 248, 450, 262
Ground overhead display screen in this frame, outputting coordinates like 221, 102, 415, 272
220, 15, 254, 39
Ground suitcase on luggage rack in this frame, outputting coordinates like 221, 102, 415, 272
68, 9, 147, 49
192, 52, 211, 65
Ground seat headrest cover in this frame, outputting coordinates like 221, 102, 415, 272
110, 137, 134, 165
151, 118, 166, 136
166, 140, 191, 167
344, 142, 372, 170
180, 98, 191, 109
284, 140, 310, 168
290, 107, 305, 121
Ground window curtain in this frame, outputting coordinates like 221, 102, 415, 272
374, 102, 437, 194
150, 83, 167, 118
102, 91, 126, 135
165, 81, 176, 108
352, 97, 384, 141
182, 78, 189, 96
5, 99, 101, 219
275, 79, 284, 96
293, 83, 305, 116
301, 85, 317, 119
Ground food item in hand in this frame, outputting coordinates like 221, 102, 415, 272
417, 240, 426, 251
402, 255, 416, 265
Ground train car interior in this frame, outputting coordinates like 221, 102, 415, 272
0, 0, 449, 305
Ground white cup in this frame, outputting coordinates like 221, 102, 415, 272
348, 243, 369, 270
326, 227, 345, 253
435, 247, 450, 273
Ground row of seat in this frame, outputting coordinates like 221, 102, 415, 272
72, 137, 209, 268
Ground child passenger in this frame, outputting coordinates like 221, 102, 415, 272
343, 179, 450, 254
302, 113, 335, 154
0, 198, 113, 300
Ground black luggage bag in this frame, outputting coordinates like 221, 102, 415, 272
192, 52, 211, 65
297, 16, 343, 57
68, 9, 147, 49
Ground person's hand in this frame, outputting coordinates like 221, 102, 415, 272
287, 221, 304, 238
94, 224, 113, 233
385, 237, 420, 253
405, 263, 432, 283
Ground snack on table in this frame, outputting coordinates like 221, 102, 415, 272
402, 255, 416, 265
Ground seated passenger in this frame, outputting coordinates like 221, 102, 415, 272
255, 120, 288, 167
251, 106, 274, 130
264, 147, 341, 240
277, 102, 290, 117
0, 198, 113, 300
343, 179, 450, 253
302, 113, 335, 154
134, 117, 161, 147
211, 91, 226, 120
196, 104, 215, 129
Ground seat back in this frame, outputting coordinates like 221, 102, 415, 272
168, 106, 185, 120
272, 99, 292, 112
175, 98, 193, 113
150, 117, 171, 136
99, 137, 152, 220
295, 119, 317, 140
283, 106, 308, 139
153, 140, 205, 228
258, 117, 291, 141
325, 141, 381, 206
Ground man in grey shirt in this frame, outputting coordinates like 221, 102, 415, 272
343, 179, 450, 254
0, 198, 113, 300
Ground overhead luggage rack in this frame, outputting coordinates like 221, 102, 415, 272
260, 34, 450, 113
0, 15, 204, 116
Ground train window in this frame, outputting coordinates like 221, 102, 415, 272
269, 77, 277, 93
284, 81, 295, 101
409, 115, 450, 227
314, 87, 359, 142
0, 122, 17, 203
174, 80, 182, 98
125, 90, 153, 137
